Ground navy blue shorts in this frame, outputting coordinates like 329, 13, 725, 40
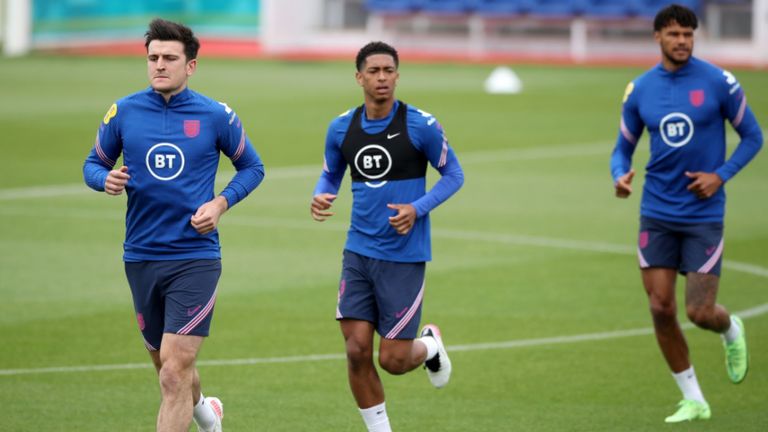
637, 216, 724, 276
337, 250, 426, 340
125, 259, 221, 351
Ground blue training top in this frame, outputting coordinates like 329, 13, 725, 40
610, 56, 763, 223
83, 87, 265, 261
314, 100, 464, 263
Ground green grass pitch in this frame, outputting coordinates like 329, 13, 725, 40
0, 55, 766, 431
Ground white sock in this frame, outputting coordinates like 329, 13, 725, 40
359, 402, 391, 432
418, 336, 438, 361
193, 393, 217, 429
672, 366, 706, 404
722, 315, 741, 344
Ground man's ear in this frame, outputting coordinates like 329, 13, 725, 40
187, 58, 198, 76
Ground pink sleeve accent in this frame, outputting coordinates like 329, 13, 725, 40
94, 132, 116, 166
732, 95, 747, 128
620, 117, 638, 145
231, 129, 246, 162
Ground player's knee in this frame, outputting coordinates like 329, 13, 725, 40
649, 298, 676, 321
157, 354, 195, 394
158, 363, 186, 395
378, 351, 408, 375
345, 339, 374, 369
685, 304, 713, 327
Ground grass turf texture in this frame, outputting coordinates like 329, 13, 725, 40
0, 55, 766, 431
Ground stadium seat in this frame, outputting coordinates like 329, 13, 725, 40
365, 0, 418, 15
526, 0, 589, 18
415, 0, 471, 16
583, 0, 637, 19
633, 0, 701, 19
469, 0, 531, 17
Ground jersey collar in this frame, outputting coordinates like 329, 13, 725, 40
361, 100, 399, 128
655, 56, 698, 77
145, 86, 193, 106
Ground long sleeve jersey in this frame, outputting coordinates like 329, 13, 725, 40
84, 87, 264, 261
610, 56, 762, 223
314, 100, 464, 262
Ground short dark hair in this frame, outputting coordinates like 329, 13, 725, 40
144, 18, 200, 60
356, 41, 399, 71
654, 4, 698, 31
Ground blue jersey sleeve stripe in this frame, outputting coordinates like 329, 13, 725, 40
94, 133, 116, 167
437, 140, 448, 168
231, 129, 246, 162
732, 95, 747, 128
620, 117, 638, 145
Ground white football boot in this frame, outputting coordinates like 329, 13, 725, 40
195, 396, 223, 432
421, 324, 452, 388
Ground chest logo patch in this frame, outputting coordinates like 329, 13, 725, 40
184, 120, 200, 138
659, 112, 694, 148
689, 90, 705, 107
146, 142, 185, 181
354, 144, 392, 180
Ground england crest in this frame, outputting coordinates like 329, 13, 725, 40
184, 120, 200, 138
689, 89, 705, 107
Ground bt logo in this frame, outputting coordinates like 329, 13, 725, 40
659, 112, 694, 148
145, 143, 185, 181
362, 154, 384, 169
355, 144, 392, 188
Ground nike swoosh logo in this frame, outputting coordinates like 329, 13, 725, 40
395, 307, 408, 318
187, 305, 202, 316
706, 246, 716, 256
387, 132, 400, 139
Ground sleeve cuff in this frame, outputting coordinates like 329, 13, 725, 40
219, 188, 238, 208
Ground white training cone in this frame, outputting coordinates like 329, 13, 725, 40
484, 66, 522, 94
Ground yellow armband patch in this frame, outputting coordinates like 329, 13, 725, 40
103, 103, 118, 125
622, 82, 634, 103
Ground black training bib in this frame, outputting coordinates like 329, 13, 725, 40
341, 102, 427, 183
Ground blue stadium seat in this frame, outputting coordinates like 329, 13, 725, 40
469, 0, 530, 17
526, 0, 589, 18
633, 0, 701, 19
415, 0, 471, 16
583, 0, 637, 19
365, 0, 418, 15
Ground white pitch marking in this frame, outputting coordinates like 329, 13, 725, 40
0, 208, 764, 278
451, 303, 768, 352
1, 303, 765, 377
0, 142, 613, 201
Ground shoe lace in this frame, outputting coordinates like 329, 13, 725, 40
726, 341, 745, 362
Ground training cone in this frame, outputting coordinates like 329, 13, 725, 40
484, 66, 522, 94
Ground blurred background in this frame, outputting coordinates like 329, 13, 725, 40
2, 0, 767, 66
